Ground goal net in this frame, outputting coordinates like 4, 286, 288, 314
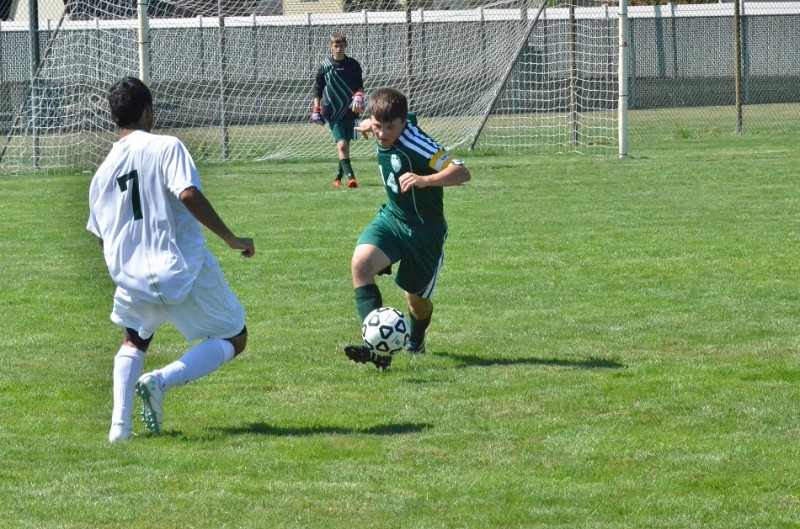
0, 0, 620, 173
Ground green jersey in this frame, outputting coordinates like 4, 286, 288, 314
376, 113, 458, 225
314, 56, 363, 123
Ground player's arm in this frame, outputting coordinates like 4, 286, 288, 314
398, 159, 470, 193
354, 61, 364, 96
312, 67, 326, 124
350, 61, 365, 114
179, 186, 255, 258
313, 66, 326, 98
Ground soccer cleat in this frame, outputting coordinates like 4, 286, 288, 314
347, 178, 358, 188
108, 427, 133, 443
344, 344, 392, 370
406, 340, 426, 354
135, 373, 165, 434
332, 179, 343, 187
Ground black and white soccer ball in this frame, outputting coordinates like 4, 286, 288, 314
362, 307, 410, 357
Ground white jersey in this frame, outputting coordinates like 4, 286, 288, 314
87, 130, 206, 305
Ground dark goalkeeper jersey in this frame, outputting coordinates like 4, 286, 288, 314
314, 56, 363, 122
376, 112, 458, 225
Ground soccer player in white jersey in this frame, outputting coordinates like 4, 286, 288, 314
87, 77, 255, 442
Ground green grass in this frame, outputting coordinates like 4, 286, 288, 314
1, 124, 799, 528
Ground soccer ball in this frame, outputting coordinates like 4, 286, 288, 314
362, 307, 410, 357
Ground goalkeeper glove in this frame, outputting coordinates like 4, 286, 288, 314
311, 107, 324, 124
351, 92, 364, 114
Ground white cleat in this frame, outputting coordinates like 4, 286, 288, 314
135, 373, 164, 434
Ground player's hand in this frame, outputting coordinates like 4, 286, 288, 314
351, 92, 364, 114
354, 118, 372, 140
311, 107, 324, 125
398, 172, 427, 193
228, 237, 255, 258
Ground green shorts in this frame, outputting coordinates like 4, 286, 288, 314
329, 118, 356, 143
357, 206, 447, 297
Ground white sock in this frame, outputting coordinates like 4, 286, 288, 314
155, 338, 235, 391
111, 345, 145, 431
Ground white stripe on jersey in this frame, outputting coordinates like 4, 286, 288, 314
398, 122, 443, 159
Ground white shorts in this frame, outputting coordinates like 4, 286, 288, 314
110, 251, 245, 343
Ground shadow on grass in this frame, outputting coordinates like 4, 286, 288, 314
212, 422, 433, 437
439, 353, 626, 370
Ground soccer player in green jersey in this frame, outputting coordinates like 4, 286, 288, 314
312, 33, 364, 188
344, 87, 471, 369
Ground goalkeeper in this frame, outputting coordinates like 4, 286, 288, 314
311, 33, 365, 188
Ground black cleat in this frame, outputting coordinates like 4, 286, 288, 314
406, 340, 426, 354
344, 344, 392, 370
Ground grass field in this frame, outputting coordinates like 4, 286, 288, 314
1, 123, 799, 528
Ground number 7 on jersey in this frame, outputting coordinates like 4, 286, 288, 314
116, 170, 142, 220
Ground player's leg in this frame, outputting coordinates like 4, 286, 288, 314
352, 243, 392, 321
153, 331, 244, 390
405, 293, 432, 354
346, 243, 394, 368
107, 287, 164, 442
333, 120, 357, 187
345, 217, 401, 368
226, 326, 248, 356
333, 159, 343, 186
108, 328, 151, 443
139, 253, 246, 432
329, 120, 344, 185
155, 256, 245, 390
338, 142, 356, 186
396, 224, 447, 355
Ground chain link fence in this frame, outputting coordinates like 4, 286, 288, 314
626, 1, 800, 143
1, 1, 798, 171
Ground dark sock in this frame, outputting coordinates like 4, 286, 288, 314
336, 160, 343, 180
354, 284, 382, 323
409, 311, 432, 344
342, 158, 355, 180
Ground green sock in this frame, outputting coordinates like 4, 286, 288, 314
354, 284, 382, 323
336, 160, 343, 180
409, 311, 432, 344
341, 158, 354, 180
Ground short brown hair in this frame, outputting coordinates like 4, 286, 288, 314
368, 87, 408, 123
330, 33, 347, 46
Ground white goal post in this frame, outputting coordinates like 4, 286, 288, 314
618, 0, 628, 159
0, 0, 623, 172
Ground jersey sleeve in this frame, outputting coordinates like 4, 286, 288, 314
401, 118, 448, 175
313, 64, 326, 99
354, 59, 364, 93
86, 190, 101, 238
161, 138, 201, 197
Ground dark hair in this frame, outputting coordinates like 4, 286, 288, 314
367, 87, 408, 123
107, 76, 152, 128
